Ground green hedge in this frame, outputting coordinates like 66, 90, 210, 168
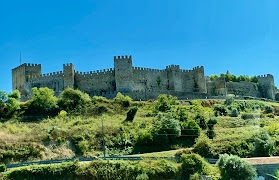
6, 159, 179, 180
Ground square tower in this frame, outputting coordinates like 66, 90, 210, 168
114, 55, 134, 93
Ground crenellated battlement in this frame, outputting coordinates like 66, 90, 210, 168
63, 63, 73, 67
257, 74, 274, 79
166, 64, 180, 69
26, 63, 40, 67
114, 55, 131, 61
75, 68, 115, 77
28, 71, 64, 81
133, 67, 163, 72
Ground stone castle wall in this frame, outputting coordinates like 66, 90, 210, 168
12, 55, 278, 101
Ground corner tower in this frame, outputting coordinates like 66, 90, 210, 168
63, 63, 75, 89
12, 63, 41, 92
114, 55, 134, 93
257, 74, 276, 99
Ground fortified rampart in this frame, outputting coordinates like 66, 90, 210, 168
12, 55, 278, 101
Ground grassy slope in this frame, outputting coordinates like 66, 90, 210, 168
1, 99, 279, 164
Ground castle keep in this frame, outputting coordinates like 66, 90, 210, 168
12, 55, 277, 101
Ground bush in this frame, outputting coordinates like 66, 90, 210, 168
114, 92, 132, 107
224, 96, 234, 105
174, 148, 193, 158
193, 134, 213, 158
126, 106, 138, 122
153, 113, 181, 145
0, 164, 6, 172
180, 119, 201, 138
177, 107, 189, 122
266, 113, 275, 118
58, 110, 67, 117
136, 173, 149, 180
254, 129, 274, 157
214, 104, 228, 116
154, 94, 178, 113
264, 105, 274, 114
206, 117, 217, 139
58, 87, 91, 114
8, 90, 21, 100
215, 140, 253, 158
6, 97, 20, 117
194, 113, 207, 130
231, 108, 239, 117
180, 153, 213, 180
241, 113, 259, 120
217, 154, 257, 180
27, 87, 59, 116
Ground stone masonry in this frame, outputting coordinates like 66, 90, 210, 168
12, 55, 277, 101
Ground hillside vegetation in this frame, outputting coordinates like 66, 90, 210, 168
0, 87, 279, 166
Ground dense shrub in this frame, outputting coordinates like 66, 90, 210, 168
224, 96, 234, 105
193, 134, 213, 158
126, 106, 138, 122
6, 97, 20, 117
264, 105, 274, 114
254, 129, 274, 157
180, 153, 213, 180
0, 164, 6, 172
217, 154, 257, 180
177, 107, 189, 122
25, 87, 59, 116
153, 113, 181, 145
58, 87, 91, 114
266, 113, 275, 118
214, 140, 253, 158
8, 90, 21, 100
114, 92, 132, 108
194, 113, 207, 130
241, 113, 259, 120
174, 148, 193, 158
73, 135, 89, 155
206, 117, 217, 139
154, 94, 178, 113
231, 108, 239, 117
0, 143, 43, 164
214, 104, 228, 116
6, 160, 178, 180
180, 119, 201, 138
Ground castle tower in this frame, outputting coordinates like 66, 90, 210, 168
166, 65, 182, 91
114, 55, 134, 93
63, 63, 75, 89
257, 74, 276, 99
193, 66, 207, 93
12, 63, 42, 100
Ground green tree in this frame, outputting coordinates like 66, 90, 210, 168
217, 154, 257, 180
231, 108, 239, 117
194, 113, 207, 130
8, 90, 21, 100
153, 113, 181, 145
180, 153, 213, 180
209, 74, 218, 81
58, 87, 91, 114
181, 119, 201, 138
0, 91, 7, 118
114, 92, 132, 107
193, 134, 213, 158
31, 87, 59, 115
254, 129, 274, 157
6, 97, 20, 117
206, 117, 217, 139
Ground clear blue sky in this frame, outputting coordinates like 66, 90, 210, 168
1, 0, 279, 92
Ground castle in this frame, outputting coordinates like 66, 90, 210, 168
12, 55, 278, 101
